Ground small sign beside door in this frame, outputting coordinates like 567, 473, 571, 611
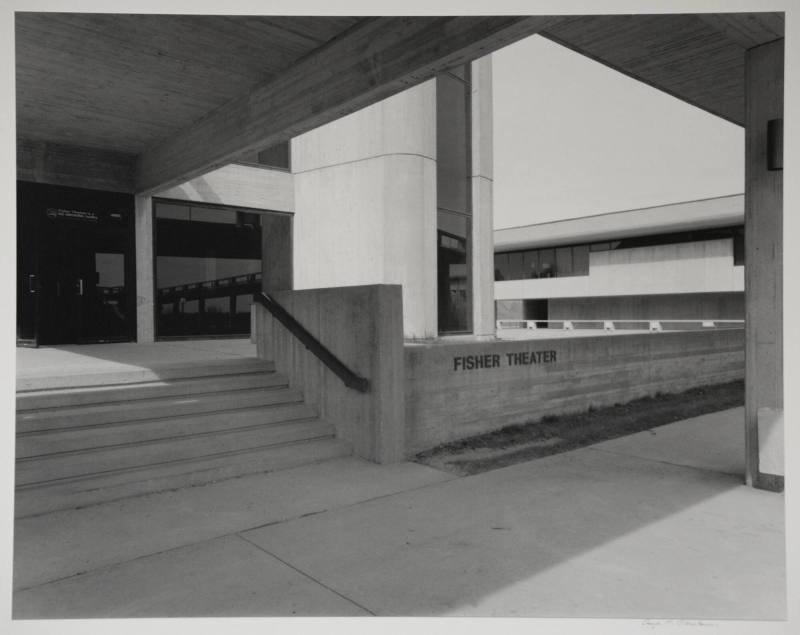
46, 207, 99, 222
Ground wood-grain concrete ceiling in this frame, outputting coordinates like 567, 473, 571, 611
16, 13, 361, 155
540, 12, 784, 126
15, 12, 784, 194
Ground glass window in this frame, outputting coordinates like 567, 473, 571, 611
538, 249, 555, 278
437, 210, 470, 333
436, 71, 471, 216
572, 245, 590, 275
190, 206, 236, 225
507, 252, 524, 280
494, 253, 508, 281
556, 247, 573, 277
155, 203, 190, 221
522, 250, 537, 279
437, 64, 472, 334
733, 228, 744, 266
154, 200, 263, 338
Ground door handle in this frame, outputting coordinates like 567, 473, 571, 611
28, 274, 38, 293
76, 278, 84, 296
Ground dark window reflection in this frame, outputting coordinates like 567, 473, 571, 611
155, 200, 262, 338
493, 225, 744, 281
436, 65, 472, 334
437, 211, 470, 333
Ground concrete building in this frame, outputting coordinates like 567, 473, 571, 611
494, 194, 745, 324
14, 12, 786, 517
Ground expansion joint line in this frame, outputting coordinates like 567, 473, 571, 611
235, 533, 377, 616
291, 151, 434, 175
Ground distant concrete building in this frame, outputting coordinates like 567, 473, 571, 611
494, 195, 745, 324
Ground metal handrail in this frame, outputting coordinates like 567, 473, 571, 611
253, 291, 369, 393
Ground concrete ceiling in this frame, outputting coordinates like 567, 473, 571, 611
541, 13, 784, 126
15, 12, 784, 194
15, 13, 360, 155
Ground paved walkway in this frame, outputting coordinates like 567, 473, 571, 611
11, 406, 785, 625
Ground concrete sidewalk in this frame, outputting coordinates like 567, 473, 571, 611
12, 407, 785, 620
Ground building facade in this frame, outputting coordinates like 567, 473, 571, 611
494, 195, 745, 324
14, 13, 785, 492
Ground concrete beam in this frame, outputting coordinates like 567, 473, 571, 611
18, 139, 136, 193
134, 15, 560, 195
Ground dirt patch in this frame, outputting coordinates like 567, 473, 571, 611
414, 380, 744, 476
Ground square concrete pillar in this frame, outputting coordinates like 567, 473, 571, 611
744, 39, 783, 491
134, 195, 155, 343
292, 81, 438, 339
471, 55, 496, 338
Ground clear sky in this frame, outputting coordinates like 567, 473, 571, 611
492, 34, 746, 229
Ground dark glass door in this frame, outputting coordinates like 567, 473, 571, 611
17, 198, 41, 346
17, 182, 135, 346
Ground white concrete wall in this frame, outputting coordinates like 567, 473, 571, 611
292, 81, 438, 339
496, 238, 744, 301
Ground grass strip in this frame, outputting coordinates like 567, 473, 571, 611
414, 380, 744, 476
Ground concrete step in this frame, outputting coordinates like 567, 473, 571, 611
16, 370, 286, 411
14, 355, 351, 519
17, 385, 303, 432
15, 437, 353, 518
16, 419, 336, 486
17, 402, 319, 458
16, 357, 275, 392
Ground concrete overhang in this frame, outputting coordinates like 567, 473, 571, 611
494, 194, 744, 252
15, 13, 783, 195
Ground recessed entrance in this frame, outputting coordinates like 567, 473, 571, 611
17, 182, 136, 346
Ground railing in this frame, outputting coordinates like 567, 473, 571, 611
497, 319, 745, 332
253, 291, 369, 393
158, 272, 262, 303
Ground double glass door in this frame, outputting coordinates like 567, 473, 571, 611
17, 182, 134, 346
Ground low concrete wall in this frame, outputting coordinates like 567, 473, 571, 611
405, 329, 744, 455
255, 285, 405, 463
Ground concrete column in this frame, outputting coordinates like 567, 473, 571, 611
292, 81, 437, 339
134, 195, 155, 343
471, 55, 495, 338
744, 39, 783, 491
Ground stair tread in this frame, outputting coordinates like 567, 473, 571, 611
16, 371, 287, 411
16, 402, 320, 458
17, 385, 298, 423
16, 389, 306, 434
14, 354, 351, 519
17, 419, 336, 486
16, 357, 275, 393
15, 438, 352, 517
